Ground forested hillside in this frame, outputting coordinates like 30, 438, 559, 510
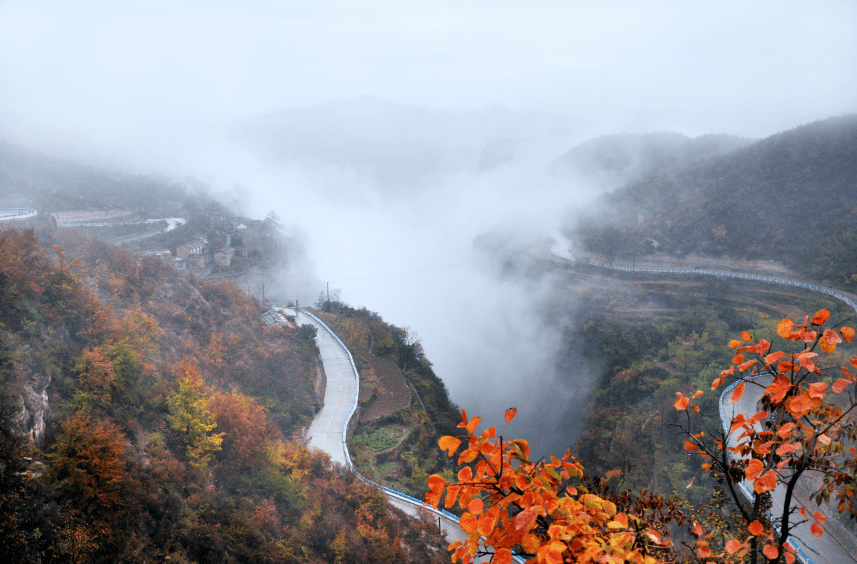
554, 131, 754, 188
0, 142, 187, 216
572, 115, 857, 287
0, 223, 448, 563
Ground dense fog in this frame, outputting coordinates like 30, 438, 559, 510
2, 0, 856, 455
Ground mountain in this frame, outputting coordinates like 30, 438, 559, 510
0, 142, 187, 216
553, 131, 755, 189
572, 115, 857, 287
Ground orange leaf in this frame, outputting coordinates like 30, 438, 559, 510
811, 309, 830, 325
725, 539, 743, 555
477, 508, 499, 536
840, 326, 855, 343
833, 378, 851, 394
763, 544, 779, 560
692, 390, 704, 399
764, 351, 786, 366
674, 393, 689, 411
785, 394, 813, 418
522, 534, 540, 554
730, 382, 746, 403
445, 485, 460, 508
728, 339, 742, 349
738, 359, 758, 372
741, 330, 753, 341
813, 511, 826, 525
754, 339, 771, 355
711, 376, 725, 390
538, 541, 566, 564
516, 507, 539, 532
439, 436, 462, 457
748, 410, 769, 424
493, 548, 512, 564
504, 407, 517, 423
683, 440, 698, 451
460, 512, 478, 534
799, 329, 818, 343
468, 498, 484, 514
776, 442, 801, 456
807, 382, 827, 399
427, 474, 445, 492
754, 470, 777, 494
721, 366, 735, 376
745, 458, 764, 480
777, 318, 795, 339
692, 523, 703, 536
466, 416, 481, 435
777, 422, 796, 438
458, 466, 473, 482
748, 520, 764, 536
765, 375, 792, 403
810, 523, 823, 537
823, 328, 842, 345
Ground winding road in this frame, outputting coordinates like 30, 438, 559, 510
272, 307, 495, 560
550, 238, 857, 564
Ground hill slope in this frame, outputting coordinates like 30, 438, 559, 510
0, 225, 448, 563
553, 131, 754, 188
572, 114, 857, 286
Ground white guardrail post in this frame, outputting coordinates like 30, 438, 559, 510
0, 208, 38, 221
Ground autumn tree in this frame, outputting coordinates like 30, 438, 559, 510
166, 360, 223, 469
675, 309, 857, 563
425, 409, 673, 564
44, 413, 140, 560
209, 389, 276, 475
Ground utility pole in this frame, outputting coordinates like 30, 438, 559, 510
326, 282, 330, 311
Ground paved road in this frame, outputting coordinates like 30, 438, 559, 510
297, 310, 358, 467
273, 307, 492, 559
549, 235, 857, 564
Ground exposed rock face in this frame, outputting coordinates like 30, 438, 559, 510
17, 378, 50, 446
12, 351, 53, 447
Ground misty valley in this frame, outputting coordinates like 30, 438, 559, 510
2, 104, 857, 564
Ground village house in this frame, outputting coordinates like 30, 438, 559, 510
214, 246, 235, 267
176, 238, 208, 260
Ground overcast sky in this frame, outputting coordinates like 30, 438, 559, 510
2, 0, 856, 160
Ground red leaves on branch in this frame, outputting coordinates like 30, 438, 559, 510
679, 311, 857, 562
426, 409, 668, 564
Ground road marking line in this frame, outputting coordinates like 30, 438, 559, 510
323, 414, 335, 449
